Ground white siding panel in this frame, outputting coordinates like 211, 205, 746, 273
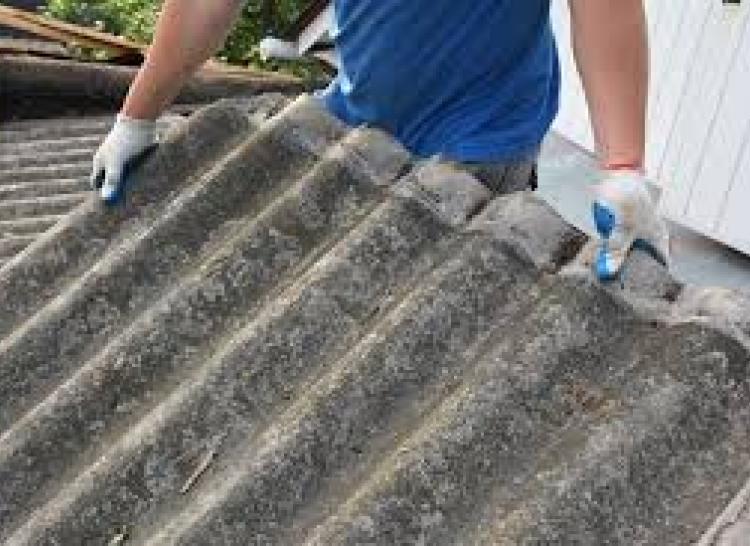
718, 130, 750, 255
645, 0, 668, 34
645, 0, 710, 178
719, 135, 750, 254
646, 0, 688, 143
660, 4, 749, 221
553, 1, 750, 255
685, 22, 750, 233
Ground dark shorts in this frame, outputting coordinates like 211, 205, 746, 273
430, 155, 539, 195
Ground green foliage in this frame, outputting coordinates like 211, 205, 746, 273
43, 0, 326, 78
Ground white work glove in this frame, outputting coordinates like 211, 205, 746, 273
259, 37, 302, 61
90, 113, 157, 205
591, 170, 671, 281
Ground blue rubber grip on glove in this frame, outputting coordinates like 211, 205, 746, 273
593, 201, 668, 283
593, 202, 619, 282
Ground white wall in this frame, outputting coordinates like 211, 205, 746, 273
551, 1, 750, 255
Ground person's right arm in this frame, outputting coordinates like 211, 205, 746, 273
91, 0, 245, 202
122, 0, 246, 120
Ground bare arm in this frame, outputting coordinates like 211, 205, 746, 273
121, 0, 245, 120
568, 0, 649, 170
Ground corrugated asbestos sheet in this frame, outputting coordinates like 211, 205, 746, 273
0, 95, 749, 545
0, 114, 101, 266
0, 113, 188, 266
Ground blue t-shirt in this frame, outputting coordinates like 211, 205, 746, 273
322, 0, 560, 163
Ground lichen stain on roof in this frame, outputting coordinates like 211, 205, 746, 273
0, 95, 749, 545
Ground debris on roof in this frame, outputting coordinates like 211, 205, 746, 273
0, 95, 748, 545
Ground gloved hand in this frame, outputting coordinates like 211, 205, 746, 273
591, 170, 671, 281
90, 113, 157, 205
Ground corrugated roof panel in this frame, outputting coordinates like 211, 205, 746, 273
0, 95, 748, 545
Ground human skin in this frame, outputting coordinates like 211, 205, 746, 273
121, 0, 245, 121
569, 0, 649, 171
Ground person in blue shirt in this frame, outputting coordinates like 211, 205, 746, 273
91, 0, 670, 282
324, 1, 558, 166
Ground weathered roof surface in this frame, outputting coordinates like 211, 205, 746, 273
0, 104, 223, 265
0, 114, 108, 266
0, 95, 749, 545
0, 112, 184, 266
0, 52, 300, 262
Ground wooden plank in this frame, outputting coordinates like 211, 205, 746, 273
0, 5, 142, 57
0, 6, 142, 50
642, 0, 667, 165
0, 37, 70, 58
0, 11, 100, 49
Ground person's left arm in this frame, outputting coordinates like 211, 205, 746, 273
568, 0, 670, 281
568, 0, 648, 170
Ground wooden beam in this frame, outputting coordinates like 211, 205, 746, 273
0, 6, 143, 58
0, 37, 71, 59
